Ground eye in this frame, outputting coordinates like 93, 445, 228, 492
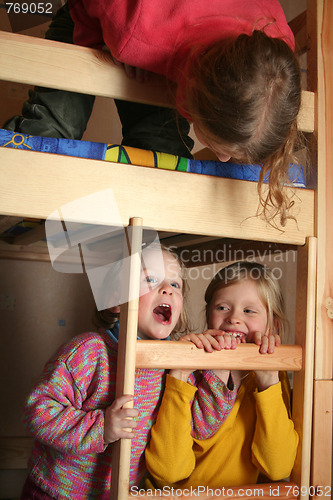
171, 281, 182, 289
144, 276, 158, 285
244, 308, 256, 314
217, 305, 228, 311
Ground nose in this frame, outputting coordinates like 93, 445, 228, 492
226, 309, 241, 324
159, 281, 173, 295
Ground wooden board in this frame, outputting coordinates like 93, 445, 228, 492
0, 148, 315, 245
136, 342, 302, 371
0, 31, 173, 108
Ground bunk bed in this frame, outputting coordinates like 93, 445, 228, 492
0, 1, 332, 498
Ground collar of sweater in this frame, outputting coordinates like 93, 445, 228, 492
106, 321, 170, 343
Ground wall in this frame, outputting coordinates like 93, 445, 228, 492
0, 258, 95, 498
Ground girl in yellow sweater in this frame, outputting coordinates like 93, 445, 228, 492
145, 261, 298, 490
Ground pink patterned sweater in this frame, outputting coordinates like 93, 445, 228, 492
23, 330, 236, 499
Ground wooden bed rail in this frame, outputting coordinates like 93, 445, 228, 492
0, 31, 314, 133
0, 31, 172, 108
0, 147, 315, 245
136, 342, 302, 371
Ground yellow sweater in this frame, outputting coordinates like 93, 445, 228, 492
145, 372, 298, 489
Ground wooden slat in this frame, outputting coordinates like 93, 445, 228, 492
306, 0, 333, 489
291, 237, 317, 498
0, 31, 313, 132
298, 91, 315, 133
12, 222, 45, 245
136, 342, 302, 371
0, 31, 173, 107
309, 0, 333, 381
311, 380, 333, 493
0, 148, 315, 245
0, 240, 50, 262
289, 10, 308, 55
111, 218, 143, 500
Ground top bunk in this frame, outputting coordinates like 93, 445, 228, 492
0, 30, 315, 248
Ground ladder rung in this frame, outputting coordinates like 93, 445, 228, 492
136, 341, 302, 371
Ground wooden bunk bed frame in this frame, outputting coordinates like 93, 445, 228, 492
0, 1, 332, 498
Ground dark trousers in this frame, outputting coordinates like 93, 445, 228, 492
3, 3, 193, 157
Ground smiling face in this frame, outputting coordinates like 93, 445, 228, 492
137, 249, 184, 340
207, 279, 268, 343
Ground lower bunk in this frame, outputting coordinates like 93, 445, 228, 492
0, 132, 316, 499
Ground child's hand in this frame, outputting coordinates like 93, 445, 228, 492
111, 54, 151, 83
252, 330, 281, 354
104, 394, 138, 445
179, 330, 239, 353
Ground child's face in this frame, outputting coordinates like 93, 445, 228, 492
207, 279, 268, 342
193, 123, 234, 163
137, 250, 183, 340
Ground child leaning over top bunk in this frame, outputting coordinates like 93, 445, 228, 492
20, 244, 236, 500
145, 261, 299, 491
4, 0, 301, 225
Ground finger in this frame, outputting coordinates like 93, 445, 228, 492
119, 418, 137, 429
121, 408, 139, 419
259, 335, 269, 354
253, 331, 263, 345
202, 333, 222, 351
204, 329, 223, 337
112, 394, 134, 410
267, 335, 276, 354
111, 55, 123, 67
178, 334, 192, 342
117, 429, 137, 439
134, 67, 146, 83
123, 64, 136, 79
223, 334, 232, 350
197, 334, 214, 353
230, 336, 238, 350
181, 334, 204, 349
215, 335, 226, 349
274, 334, 281, 347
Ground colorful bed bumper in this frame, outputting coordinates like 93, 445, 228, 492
0, 129, 305, 187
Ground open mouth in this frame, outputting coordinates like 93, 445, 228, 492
153, 304, 172, 324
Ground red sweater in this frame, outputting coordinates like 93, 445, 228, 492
69, 0, 294, 81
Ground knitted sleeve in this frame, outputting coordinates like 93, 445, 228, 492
251, 373, 299, 480
190, 370, 237, 439
23, 335, 113, 454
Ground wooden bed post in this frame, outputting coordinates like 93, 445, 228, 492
110, 217, 143, 500
307, 0, 333, 492
291, 237, 317, 498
